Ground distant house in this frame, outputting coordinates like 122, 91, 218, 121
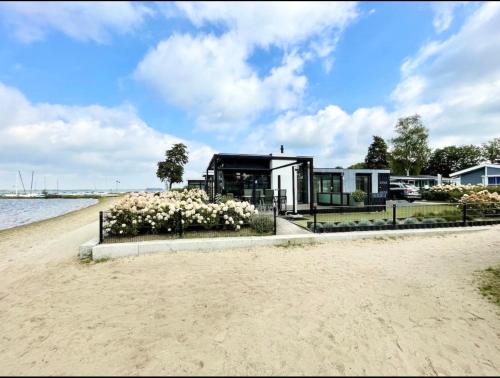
390, 174, 455, 189
187, 179, 205, 190
450, 163, 500, 185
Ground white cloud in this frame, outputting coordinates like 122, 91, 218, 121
258, 2, 500, 167
0, 82, 215, 189
392, 2, 500, 146
136, 2, 358, 134
431, 2, 467, 33
271, 106, 395, 167
172, 1, 358, 49
135, 33, 306, 132
0, 1, 153, 43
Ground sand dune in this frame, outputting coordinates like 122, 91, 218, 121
0, 202, 499, 375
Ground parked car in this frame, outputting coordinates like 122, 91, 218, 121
389, 182, 421, 202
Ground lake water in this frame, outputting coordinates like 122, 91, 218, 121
0, 198, 98, 230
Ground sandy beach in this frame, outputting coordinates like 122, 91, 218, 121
0, 201, 499, 375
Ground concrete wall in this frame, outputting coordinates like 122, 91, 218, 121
88, 226, 489, 261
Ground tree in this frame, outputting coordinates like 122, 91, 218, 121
390, 114, 431, 176
364, 136, 389, 169
482, 137, 500, 163
348, 162, 366, 169
424, 145, 482, 177
156, 143, 189, 190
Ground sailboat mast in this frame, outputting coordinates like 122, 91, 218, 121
18, 171, 26, 194
30, 171, 34, 195
15, 172, 18, 196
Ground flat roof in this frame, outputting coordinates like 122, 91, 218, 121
314, 168, 390, 173
450, 163, 500, 177
206, 153, 313, 170
391, 175, 440, 180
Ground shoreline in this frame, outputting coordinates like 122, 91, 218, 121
0, 196, 118, 236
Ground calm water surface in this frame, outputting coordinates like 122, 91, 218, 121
0, 198, 97, 230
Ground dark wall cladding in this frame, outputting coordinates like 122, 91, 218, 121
219, 156, 271, 170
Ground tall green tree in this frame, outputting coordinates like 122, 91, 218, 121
390, 114, 431, 176
348, 162, 366, 169
156, 143, 189, 190
424, 145, 482, 176
364, 136, 389, 169
482, 137, 500, 163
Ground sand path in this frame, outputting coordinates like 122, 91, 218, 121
0, 201, 499, 375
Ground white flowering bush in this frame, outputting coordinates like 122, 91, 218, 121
424, 184, 489, 202
459, 190, 500, 219
459, 190, 500, 204
104, 189, 259, 237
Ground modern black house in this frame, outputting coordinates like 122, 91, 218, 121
196, 147, 394, 213
204, 152, 315, 213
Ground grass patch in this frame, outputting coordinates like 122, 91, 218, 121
477, 265, 500, 306
293, 204, 459, 228
93, 257, 111, 264
103, 227, 272, 243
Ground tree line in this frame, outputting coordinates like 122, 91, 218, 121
155, 115, 499, 188
348, 114, 500, 177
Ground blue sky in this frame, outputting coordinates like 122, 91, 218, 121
0, 1, 498, 189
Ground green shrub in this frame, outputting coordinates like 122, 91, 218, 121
422, 218, 437, 224
322, 222, 338, 232
336, 221, 356, 228
352, 190, 367, 202
434, 217, 447, 223
373, 219, 387, 226
308, 222, 323, 231
249, 214, 274, 233
357, 220, 372, 227
404, 217, 418, 224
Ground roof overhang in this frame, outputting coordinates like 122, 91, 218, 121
450, 163, 500, 177
206, 153, 313, 171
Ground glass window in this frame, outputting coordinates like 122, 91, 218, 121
488, 176, 500, 185
331, 175, 341, 193
356, 174, 370, 193
321, 176, 332, 193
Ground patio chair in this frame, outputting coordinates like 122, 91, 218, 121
243, 189, 253, 202
278, 189, 287, 210
264, 189, 274, 210
251, 189, 263, 207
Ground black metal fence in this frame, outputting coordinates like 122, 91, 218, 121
99, 206, 277, 244
308, 202, 500, 233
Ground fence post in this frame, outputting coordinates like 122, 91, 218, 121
462, 203, 467, 226
277, 175, 281, 213
273, 205, 277, 235
392, 203, 397, 228
313, 206, 317, 233
178, 210, 184, 237
99, 211, 104, 244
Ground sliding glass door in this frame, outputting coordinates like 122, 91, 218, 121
315, 173, 342, 205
